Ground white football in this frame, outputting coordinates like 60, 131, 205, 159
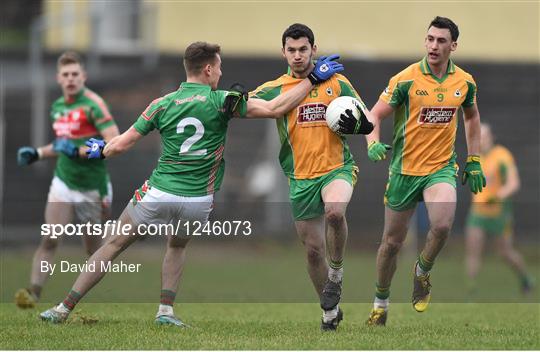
325, 96, 362, 135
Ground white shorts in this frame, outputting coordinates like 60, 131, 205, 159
127, 185, 213, 228
47, 176, 113, 223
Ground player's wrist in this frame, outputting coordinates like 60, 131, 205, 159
368, 140, 379, 149
466, 155, 481, 163
36, 147, 43, 160
307, 72, 319, 85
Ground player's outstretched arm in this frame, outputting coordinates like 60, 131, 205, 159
85, 126, 143, 159
241, 55, 345, 119
245, 78, 314, 118
16, 143, 56, 166
365, 99, 393, 162
462, 103, 486, 194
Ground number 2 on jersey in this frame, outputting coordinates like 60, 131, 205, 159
177, 117, 207, 156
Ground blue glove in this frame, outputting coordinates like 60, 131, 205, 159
53, 138, 79, 158
308, 54, 344, 85
85, 138, 106, 159
17, 146, 39, 166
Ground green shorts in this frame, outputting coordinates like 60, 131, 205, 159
289, 164, 358, 221
467, 204, 513, 237
384, 160, 458, 211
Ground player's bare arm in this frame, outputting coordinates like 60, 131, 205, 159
102, 126, 144, 158
245, 78, 313, 118
226, 54, 344, 119
36, 144, 56, 159
462, 103, 481, 156
461, 100, 486, 194
365, 99, 394, 144
364, 99, 393, 162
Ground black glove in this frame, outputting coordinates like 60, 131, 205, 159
223, 83, 248, 116
17, 146, 39, 166
337, 101, 374, 135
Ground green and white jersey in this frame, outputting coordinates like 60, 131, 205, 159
51, 88, 116, 196
133, 82, 247, 196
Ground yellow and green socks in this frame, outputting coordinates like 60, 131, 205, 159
416, 253, 434, 276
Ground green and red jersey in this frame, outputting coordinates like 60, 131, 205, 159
50, 87, 116, 196
133, 82, 247, 197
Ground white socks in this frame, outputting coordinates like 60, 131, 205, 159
374, 297, 389, 311
416, 262, 429, 277
322, 305, 339, 323
328, 267, 343, 283
156, 304, 174, 317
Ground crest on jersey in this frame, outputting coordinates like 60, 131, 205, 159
454, 89, 462, 97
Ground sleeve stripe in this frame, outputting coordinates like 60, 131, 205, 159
84, 89, 113, 120
142, 107, 165, 121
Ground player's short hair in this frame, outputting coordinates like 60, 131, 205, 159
57, 51, 84, 69
282, 23, 315, 47
183, 42, 221, 75
429, 16, 459, 41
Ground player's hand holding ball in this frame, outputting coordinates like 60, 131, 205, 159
462, 155, 486, 194
17, 146, 39, 166
336, 101, 374, 135
308, 54, 344, 85
85, 138, 106, 159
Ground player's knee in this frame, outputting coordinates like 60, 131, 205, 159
40, 237, 59, 251
107, 236, 131, 254
380, 238, 402, 257
304, 243, 325, 265
430, 223, 451, 240
324, 207, 345, 229
167, 236, 189, 249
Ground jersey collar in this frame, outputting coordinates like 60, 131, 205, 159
419, 57, 455, 84
180, 82, 211, 90
64, 87, 85, 104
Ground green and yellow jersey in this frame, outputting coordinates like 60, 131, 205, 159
471, 145, 515, 217
51, 87, 116, 196
251, 73, 365, 179
380, 57, 477, 176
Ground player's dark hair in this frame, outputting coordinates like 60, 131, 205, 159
429, 16, 459, 41
282, 23, 315, 47
57, 51, 84, 69
183, 41, 221, 75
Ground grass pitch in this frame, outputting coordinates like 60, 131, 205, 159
1, 242, 539, 349
1, 302, 539, 349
